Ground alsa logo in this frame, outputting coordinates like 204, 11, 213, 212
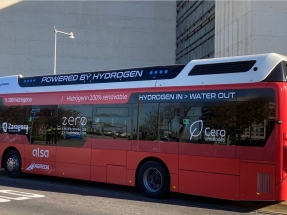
26, 163, 51, 172
32, 148, 49, 158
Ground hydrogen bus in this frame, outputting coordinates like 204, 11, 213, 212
0, 53, 286, 201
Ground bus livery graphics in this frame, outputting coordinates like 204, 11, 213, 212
189, 120, 203, 140
2, 122, 28, 133
189, 120, 226, 142
32, 148, 49, 158
0, 53, 286, 201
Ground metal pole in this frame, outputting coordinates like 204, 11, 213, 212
30, 118, 34, 144
53, 26, 74, 75
54, 27, 57, 75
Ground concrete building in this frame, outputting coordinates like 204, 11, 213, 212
176, 0, 287, 63
176, 0, 215, 64
2, 0, 287, 76
0, 0, 176, 76
215, 0, 287, 58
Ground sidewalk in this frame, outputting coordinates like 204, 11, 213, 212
256, 201, 287, 214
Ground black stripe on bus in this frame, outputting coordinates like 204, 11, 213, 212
18, 65, 185, 87
188, 60, 256, 76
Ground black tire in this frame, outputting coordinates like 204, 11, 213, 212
4, 150, 21, 178
138, 160, 169, 199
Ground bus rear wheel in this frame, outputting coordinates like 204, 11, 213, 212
138, 161, 169, 199
5, 150, 21, 178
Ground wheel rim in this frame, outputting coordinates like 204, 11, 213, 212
143, 167, 162, 192
6, 155, 19, 173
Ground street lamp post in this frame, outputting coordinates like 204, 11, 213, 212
54, 26, 75, 75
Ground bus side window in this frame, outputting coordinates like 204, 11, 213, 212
179, 104, 236, 145
235, 101, 275, 147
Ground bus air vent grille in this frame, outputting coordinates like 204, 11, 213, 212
188, 60, 256, 76
257, 172, 271, 193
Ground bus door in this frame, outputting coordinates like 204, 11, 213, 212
22, 105, 58, 176
26, 105, 59, 145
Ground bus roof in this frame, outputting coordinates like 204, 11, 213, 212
0, 53, 287, 94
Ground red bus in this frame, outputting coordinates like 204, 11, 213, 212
0, 53, 286, 201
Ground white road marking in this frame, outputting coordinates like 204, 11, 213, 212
0, 196, 30, 201
0, 190, 45, 202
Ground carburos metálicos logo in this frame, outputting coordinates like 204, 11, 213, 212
26, 163, 52, 173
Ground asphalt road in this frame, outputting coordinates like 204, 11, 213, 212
0, 169, 262, 215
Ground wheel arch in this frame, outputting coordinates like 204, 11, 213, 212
135, 156, 170, 188
1, 147, 21, 169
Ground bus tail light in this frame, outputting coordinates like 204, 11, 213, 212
283, 133, 287, 172
284, 146, 287, 172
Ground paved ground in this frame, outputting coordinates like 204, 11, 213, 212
0, 169, 259, 215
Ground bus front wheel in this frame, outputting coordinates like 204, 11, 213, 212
138, 160, 169, 199
4, 150, 21, 178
